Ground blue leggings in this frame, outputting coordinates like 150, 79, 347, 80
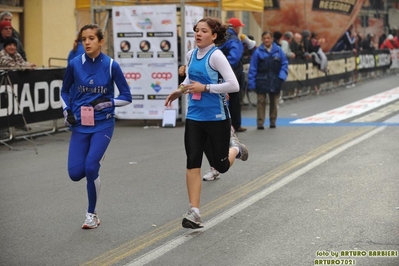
67, 126, 114, 213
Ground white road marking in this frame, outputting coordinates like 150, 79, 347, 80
125, 126, 386, 266
291, 87, 399, 124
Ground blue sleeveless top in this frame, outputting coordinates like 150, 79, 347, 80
186, 47, 230, 121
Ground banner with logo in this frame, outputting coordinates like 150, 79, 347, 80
390, 49, 399, 69
183, 5, 204, 62
0, 68, 64, 128
283, 51, 355, 90
112, 5, 178, 119
253, 0, 365, 52
356, 49, 392, 72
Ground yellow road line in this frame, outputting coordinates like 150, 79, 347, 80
82, 127, 374, 266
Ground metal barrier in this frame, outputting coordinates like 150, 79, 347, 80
48, 57, 68, 68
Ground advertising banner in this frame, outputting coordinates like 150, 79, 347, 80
283, 51, 355, 90
183, 5, 204, 63
390, 49, 399, 69
112, 5, 178, 120
0, 68, 65, 128
253, 0, 365, 52
356, 49, 392, 72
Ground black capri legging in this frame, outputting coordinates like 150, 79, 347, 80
184, 119, 231, 173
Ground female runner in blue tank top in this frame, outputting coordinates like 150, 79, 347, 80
165, 17, 249, 229
61, 24, 132, 229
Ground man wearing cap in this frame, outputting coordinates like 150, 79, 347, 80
218, 17, 247, 133
0, 37, 35, 68
0, 20, 26, 61
0, 12, 21, 41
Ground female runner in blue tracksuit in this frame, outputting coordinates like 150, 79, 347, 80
165, 17, 249, 229
61, 24, 132, 229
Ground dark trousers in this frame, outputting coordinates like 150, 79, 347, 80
229, 71, 245, 131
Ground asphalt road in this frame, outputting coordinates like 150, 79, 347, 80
1, 74, 399, 266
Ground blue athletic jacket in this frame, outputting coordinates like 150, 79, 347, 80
61, 53, 132, 132
248, 43, 288, 94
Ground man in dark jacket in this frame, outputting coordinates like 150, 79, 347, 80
330, 26, 356, 52
361, 33, 375, 51
218, 17, 247, 133
290, 33, 305, 59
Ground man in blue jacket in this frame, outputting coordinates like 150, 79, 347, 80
248, 31, 288, 129
218, 17, 246, 133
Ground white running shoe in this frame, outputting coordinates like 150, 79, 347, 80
182, 208, 204, 229
82, 212, 100, 229
203, 167, 221, 181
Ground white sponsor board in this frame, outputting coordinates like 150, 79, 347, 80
182, 5, 203, 60
112, 5, 178, 119
390, 49, 399, 69
291, 87, 399, 124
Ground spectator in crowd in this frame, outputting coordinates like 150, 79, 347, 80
355, 32, 364, 52
164, 17, 248, 229
241, 34, 257, 65
361, 33, 375, 51
378, 33, 386, 48
202, 17, 248, 181
218, 17, 247, 133
394, 34, 399, 48
330, 25, 356, 53
67, 31, 84, 63
61, 24, 132, 229
203, 32, 256, 182
281, 31, 295, 59
248, 30, 288, 129
0, 37, 35, 68
0, 21, 26, 61
310, 32, 328, 73
0, 12, 21, 41
301, 30, 313, 60
273, 31, 283, 46
290, 33, 305, 59
380, 34, 398, 49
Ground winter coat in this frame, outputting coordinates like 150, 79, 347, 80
248, 43, 288, 94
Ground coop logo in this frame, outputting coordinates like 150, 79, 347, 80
151, 72, 172, 80
124, 72, 141, 80
151, 81, 162, 93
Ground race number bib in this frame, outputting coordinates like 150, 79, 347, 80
81, 106, 95, 126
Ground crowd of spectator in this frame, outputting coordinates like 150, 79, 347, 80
331, 25, 399, 52
272, 26, 399, 66
264, 26, 399, 96
0, 11, 35, 69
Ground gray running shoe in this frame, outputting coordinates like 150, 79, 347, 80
203, 167, 221, 181
182, 208, 204, 229
82, 212, 100, 229
230, 136, 249, 161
